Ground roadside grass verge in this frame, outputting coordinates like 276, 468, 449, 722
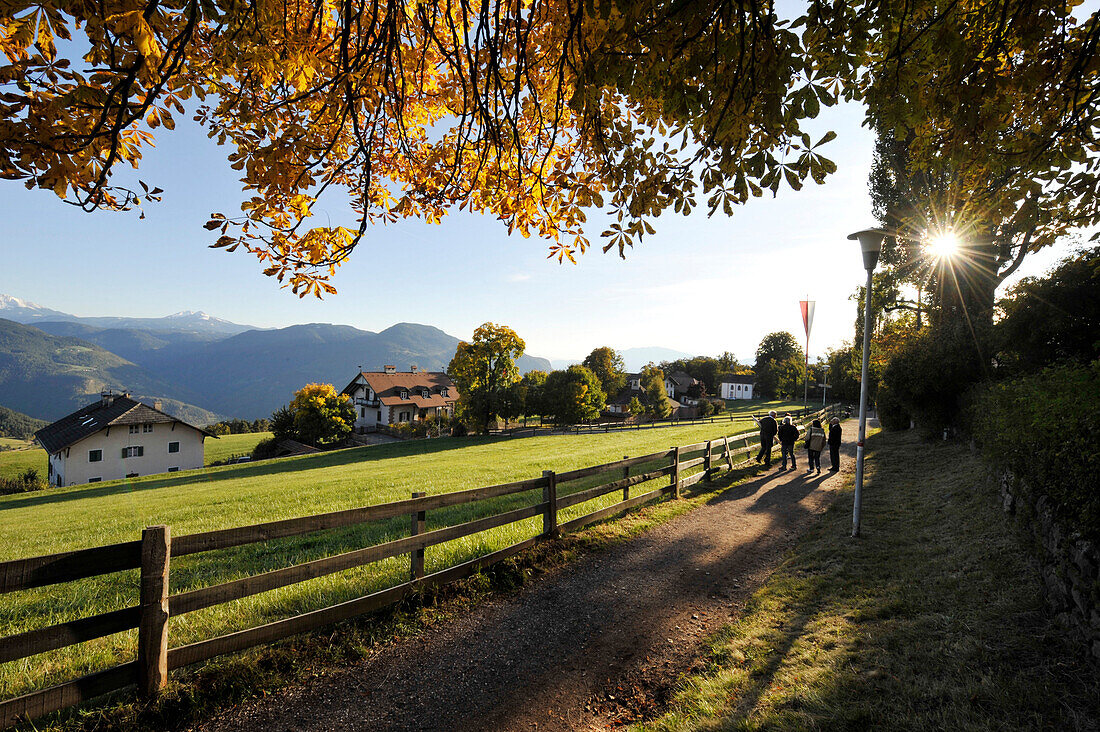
639, 429, 1099, 732
0, 414, 790, 703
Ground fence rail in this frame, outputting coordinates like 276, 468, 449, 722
0, 405, 840, 727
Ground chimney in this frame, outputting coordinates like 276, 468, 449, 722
410, 364, 418, 374
101, 390, 115, 407
153, 400, 163, 412
384, 365, 396, 374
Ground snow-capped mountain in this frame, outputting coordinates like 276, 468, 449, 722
0, 295, 256, 335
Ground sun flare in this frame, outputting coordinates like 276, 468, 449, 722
926, 231, 960, 259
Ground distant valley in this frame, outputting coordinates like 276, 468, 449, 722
0, 296, 553, 421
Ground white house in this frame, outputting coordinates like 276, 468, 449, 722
34, 392, 214, 486
719, 374, 755, 400
341, 365, 459, 432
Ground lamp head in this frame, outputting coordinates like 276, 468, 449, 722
847, 228, 887, 271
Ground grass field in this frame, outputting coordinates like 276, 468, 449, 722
201, 432, 273, 465
0, 400, 805, 702
0, 438, 34, 450
638, 429, 1099, 731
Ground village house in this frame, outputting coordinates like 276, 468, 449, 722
341, 365, 459, 432
666, 370, 704, 406
605, 373, 683, 417
719, 373, 756, 400
34, 392, 214, 487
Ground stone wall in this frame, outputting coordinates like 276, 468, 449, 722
999, 472, 1100, 662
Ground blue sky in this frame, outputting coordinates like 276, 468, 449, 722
0, 97, 1077, 364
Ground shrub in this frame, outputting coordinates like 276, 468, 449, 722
875, 380, 911, 431
0, 468, 47, 495
250, 438, 282, 461
879, 319, 985, 431
965, 360, 1100, 541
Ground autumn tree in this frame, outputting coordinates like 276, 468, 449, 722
287, 383, 355, 446
2, 1, 1097, 295
753, 332, 804, 400
542, 365, 606, 425
448, 323, 525, 433
581, 347, 626, 397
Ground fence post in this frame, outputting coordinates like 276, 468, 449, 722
410, 491, 426, 581
138, 525, 170, 698
704, 440, 713, 480
622, 456, 630, 501
542, 471, 558, 537
671, 446, 681, 498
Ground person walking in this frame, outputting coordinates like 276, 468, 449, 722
777, 415, 799, 471
806, 418, 827, 474
828, 417, 842, 472
753, 410, 779, 466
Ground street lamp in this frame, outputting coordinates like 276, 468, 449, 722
847, 228, 887, 538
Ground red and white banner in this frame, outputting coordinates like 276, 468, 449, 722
800, 300, 815, 340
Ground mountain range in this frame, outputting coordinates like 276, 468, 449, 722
0, 296, 553, 421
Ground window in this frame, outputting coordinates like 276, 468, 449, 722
422, 388, 430, 398
376, 410, 382, 421
441, 387, 449, 397
88, 477, 101, 483
400, 390, 408, 400
88, 449, 102, 463
168, 441, 180, 454
122, 446, 144, 458
168, 467, 179, 473
399, 411, 410, 422
143, 423, 154, 433
129, 425, 140, 434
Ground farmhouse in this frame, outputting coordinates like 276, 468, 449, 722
605, 374, 683, 417
34, 392, 214, 486
341, 365, 459, 432
719, 374, 756, 400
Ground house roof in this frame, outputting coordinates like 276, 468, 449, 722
342, 371, 459, 409
667, 371, 700, 390
719, 373, 756, 385
35, 396, 214, 454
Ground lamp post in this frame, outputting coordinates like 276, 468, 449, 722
847, 228, 886, 538
821, 364, 830, 407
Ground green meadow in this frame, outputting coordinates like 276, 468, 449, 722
0, 400, 804, 701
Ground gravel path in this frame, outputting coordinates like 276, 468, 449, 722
192, 422, 858, 732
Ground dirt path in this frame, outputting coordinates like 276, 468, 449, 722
192, 422, 859, 732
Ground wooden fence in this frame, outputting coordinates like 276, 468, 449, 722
0, 406, 838, 727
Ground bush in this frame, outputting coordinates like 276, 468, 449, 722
875, 381, 911, 431
384, 415, 457, 439
0, 468, 47, 495
879, 319, 985, 431
250, 437, 282, 461
965, 360, 1100, 541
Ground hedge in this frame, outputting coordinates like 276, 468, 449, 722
966, 360, 1100, 542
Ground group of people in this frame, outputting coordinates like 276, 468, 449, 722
751, 410, 842, 474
